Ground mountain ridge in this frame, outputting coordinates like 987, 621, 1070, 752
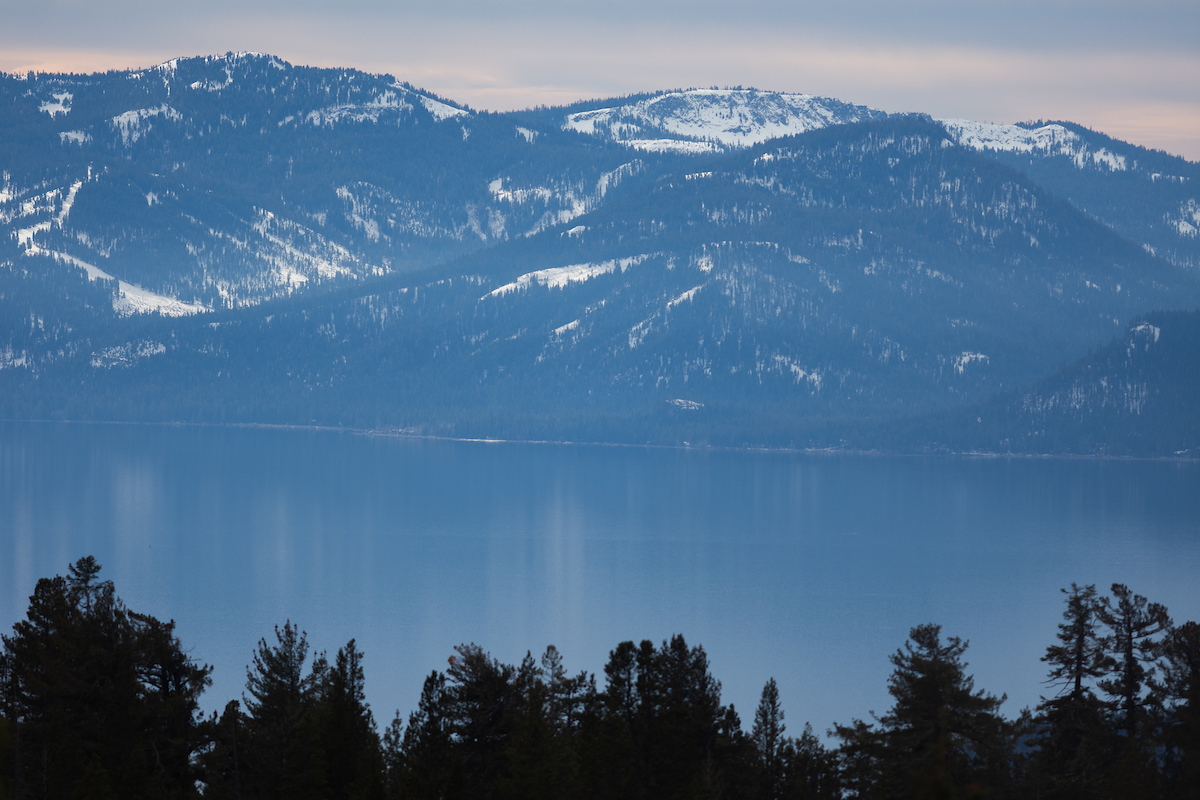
2, 54, 1198, 455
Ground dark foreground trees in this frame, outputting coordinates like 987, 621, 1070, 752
2, 559, 1199, 799
0, 556, 211, 799
201, 625, 385, 800
833, 624, 1013, 799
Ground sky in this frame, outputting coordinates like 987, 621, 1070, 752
2, 0, 1198, 160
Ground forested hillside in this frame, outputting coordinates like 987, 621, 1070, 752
2, 55, 1199, 455
861, 310, 1200, 456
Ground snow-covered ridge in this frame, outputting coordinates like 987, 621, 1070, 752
143, 52, 285, 79
302, 87, 467, 126
306, 90, 412, 126
487, 255, 648, 298
939, 120, 1079, 155
939, 119, 1127, 172
564, 89, 886, 150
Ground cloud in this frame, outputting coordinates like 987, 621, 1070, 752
2, 0, 1197, 159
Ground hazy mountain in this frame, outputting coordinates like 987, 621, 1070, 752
887, 310, 1200, 456
941, 119, 1200, 271
1, 53, 672, 313
2, 55, 1198, 454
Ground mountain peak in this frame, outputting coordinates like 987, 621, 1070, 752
563, 88, 887, 151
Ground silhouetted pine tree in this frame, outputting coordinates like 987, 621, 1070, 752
1160, 622, 1200, 799
0, 557, 210, 799
751, 678, 786, 798
391, 671, 462, 800
319, 640, 384, 800
241, 622, 328, 800
1097, 584, 1172, 798
1029, 583, 1115, 799
779, 723, 839, 800
834, 624, 1014, 799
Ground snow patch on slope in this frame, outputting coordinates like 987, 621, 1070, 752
307, 91, 412, 125
667, 285, 705, 308
488, 255, 648, 297
417, 94, 469, 121
11, 180, 83, 247
27, 246, 208, 316
628, 139, 721, 154
1169, 199, 1199, 237
250, 210, 357, 281
770, 355, 822, 389
40, 92, 72, 117
110, 105, 182, 145
1130, 322, 1161, 346
953, 351, 989, 374
91, 340, 167, 368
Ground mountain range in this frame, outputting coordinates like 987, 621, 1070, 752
2, 53, 1197, 455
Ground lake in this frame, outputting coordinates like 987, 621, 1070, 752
1, 420, 1197, 735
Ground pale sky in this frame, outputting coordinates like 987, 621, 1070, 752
3, 0, 1198, 159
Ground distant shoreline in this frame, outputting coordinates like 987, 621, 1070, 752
2, 416, 1194, 463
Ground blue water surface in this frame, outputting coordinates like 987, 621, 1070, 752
1, 421, 1197, 735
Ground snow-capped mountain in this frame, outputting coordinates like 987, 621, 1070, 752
562, 89, 887, 152
939, 119, 1123, 167
0, 53, 654, 317
939, 118, 1200, 270
3, 55, 1199, 453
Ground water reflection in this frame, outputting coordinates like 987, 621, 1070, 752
1, 421, 1197, 734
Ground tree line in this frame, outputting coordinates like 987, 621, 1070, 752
1, 558, 1197, 799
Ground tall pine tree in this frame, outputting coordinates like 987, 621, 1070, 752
1031, 583, 1114, 799
0, 557, 210, 799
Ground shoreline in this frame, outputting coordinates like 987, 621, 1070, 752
1, 416, 1194, 463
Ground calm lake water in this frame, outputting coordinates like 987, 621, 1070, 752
2, 421, 1198, 734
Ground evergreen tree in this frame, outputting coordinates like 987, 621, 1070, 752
198, 700, 249, 800
444, 642, 517, 796
638, 635, 731, 799
578, 641, 641, 800
1030, 583, 1114, 799
319, 639, 384, 800
835, 623, 1013, 799
831, 718, 885, 800
381, 710, 405, 800
751, 678, 786, 798
779, 723, 840, 800
501, 645, 590, 800
1045, 584, 1111, 704
393, 671, 461, 800
1159, 621, 1200, 798
1095, 584, 1171, 796
1097, 584, 1172, 741
0, 556, 210, 799
241, 621, 328, 800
